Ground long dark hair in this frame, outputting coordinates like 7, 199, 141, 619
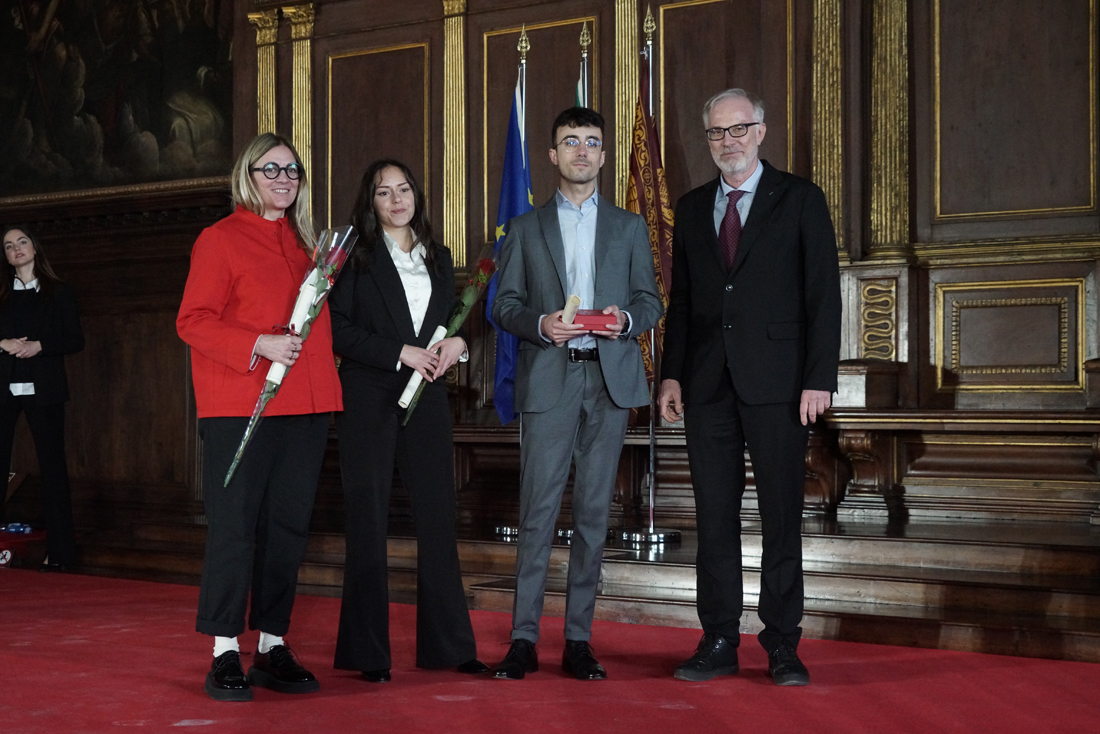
0, 226, 62, 305
348, 159, 438, 273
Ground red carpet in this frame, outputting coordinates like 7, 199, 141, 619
1, 570, 1097, 733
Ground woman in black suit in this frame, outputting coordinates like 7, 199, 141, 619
0, 226, 84, 571
329, 159, 485, 681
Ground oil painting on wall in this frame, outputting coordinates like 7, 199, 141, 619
0, 0, 233, 199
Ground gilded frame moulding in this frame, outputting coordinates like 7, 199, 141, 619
283, 5, 316, 218
934, 279, 1086, 392
868, 0, 908, 258
248, 9, 280, 136
932, 0, 1097, 221
812, 0, 844, 254
443, 2, 467, 265
326, 43, 431, 228
614, 0, 638, 208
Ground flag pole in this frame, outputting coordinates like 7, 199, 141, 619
518, 25, 530, 167
579, 21, 591, 107
620, 4, 681, 547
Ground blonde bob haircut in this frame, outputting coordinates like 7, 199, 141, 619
230, 132, 316, 251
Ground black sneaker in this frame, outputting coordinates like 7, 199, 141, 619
248, 644, 320, 694
205, 650, 253, 702
768, 640, 810, 686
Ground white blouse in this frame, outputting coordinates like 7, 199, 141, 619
383, 230, 431, 336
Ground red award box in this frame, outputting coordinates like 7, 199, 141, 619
573, 309, 618, 330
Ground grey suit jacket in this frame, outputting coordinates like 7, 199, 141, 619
492, 193, 664, 413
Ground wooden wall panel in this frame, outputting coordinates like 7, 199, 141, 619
657, 0, 807, 201
913, 0, 1100, 244
919, 260, 1097, 409
324, 44, 430, 228
936, 0, 1094, 220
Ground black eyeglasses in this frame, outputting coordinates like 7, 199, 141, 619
250, 162, 303, 180
706, 123, 761, 141
556, 137, 603, 150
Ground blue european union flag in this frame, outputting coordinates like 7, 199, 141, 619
485, 74, 534, 425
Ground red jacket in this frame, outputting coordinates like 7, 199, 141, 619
177, 206, 343, 418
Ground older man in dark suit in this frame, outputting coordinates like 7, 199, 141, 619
658, 89, 841, 686
491, 107, 663, 681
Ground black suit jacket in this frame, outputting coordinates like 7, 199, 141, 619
661, 161, 841, 405
329, 239, 456, 400
0, 282, 85, 407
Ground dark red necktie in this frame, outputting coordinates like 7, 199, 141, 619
718, 189, 746, 271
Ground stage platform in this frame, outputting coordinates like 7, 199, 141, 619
60, 514, 1100, 664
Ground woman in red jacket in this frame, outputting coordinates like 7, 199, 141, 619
177, 133, 342, 703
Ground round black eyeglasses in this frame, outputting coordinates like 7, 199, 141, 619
250, 162, 303, 180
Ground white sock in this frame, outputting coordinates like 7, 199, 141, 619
258, 632, 284, 654
213, 636, 239, 657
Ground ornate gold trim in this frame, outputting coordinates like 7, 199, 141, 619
482, 19, 598, 243
283, 5, 315, 218
934, 279, 1086, 392
0, 176, 230, 207
933, 0, 1097, 220
443, 7, 467, 265
248, 9, 280, 135
950, 296, 1068, 374
868, 0, 909, 258
812, 0, 844, 252
860, 279, 897, 360
327, 43, 431, 227
614, 0, 638, 207
660, 0, 795, 170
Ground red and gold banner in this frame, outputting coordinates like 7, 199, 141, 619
625, 63, 674, 383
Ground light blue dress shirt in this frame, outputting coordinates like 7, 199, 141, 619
713, 159, 764, 235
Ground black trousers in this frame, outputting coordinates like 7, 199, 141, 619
333, 376, 476, 671
684, 372, 808, 653
195, 413, 329, 638
0, 396, 77, 566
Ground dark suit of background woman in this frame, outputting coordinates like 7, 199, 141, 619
330, 159, 483, 681
0, 226, 84, 570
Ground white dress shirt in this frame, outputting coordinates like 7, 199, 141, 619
9, 278, 39, 396
713, 159, 764, 235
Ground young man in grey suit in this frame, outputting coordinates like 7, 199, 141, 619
490, 107, 663, 681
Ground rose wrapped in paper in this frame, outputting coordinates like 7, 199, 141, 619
223, 225, 359, 486
399, 251, 497, 425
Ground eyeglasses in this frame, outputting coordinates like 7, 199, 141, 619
556, 138, 603, 150
705, 123, 761, 141
250, 162, 303, 180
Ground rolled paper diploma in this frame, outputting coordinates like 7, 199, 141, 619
562, 294, 582, 324
398, 324, 448, 408
266, 273, 319, 386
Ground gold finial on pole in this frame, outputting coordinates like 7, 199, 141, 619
643, 4, 656, 44
580, 21, 592, 59
518, 24, 530, 63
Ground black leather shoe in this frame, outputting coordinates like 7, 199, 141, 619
362, 669, 391, 683
204, 650, 253, 702
248, 644, 320, 693
38, 561, 69, 573
456, 659, 489, 675
768, 640, 810, 686
492, 639, 538, 680
562, 640, 607, 681
673, 632, 739, 681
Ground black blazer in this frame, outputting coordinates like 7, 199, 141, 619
661, 161, 842, 406
0, 282, 85, 407
329, 239, 456, 400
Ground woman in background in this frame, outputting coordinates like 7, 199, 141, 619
330, 159, 485, 682
177, 132, 342, 702
0, 226, 84, 572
